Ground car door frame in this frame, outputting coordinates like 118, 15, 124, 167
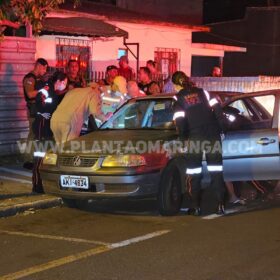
222, 91, 280, 181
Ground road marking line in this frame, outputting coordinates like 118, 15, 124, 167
0, 176, 32, 185
0, 230, 110, 246
0, 246, 110, 280
0, 230, 170, 280
0, 167, 32, 178
202, 214, 223, 220
108, 230, 170, 249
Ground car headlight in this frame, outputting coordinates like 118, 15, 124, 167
43, 153, 57, 165
102, 155, 146, 167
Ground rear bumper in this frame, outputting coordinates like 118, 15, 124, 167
41, 171, 161, 200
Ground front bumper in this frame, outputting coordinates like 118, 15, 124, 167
41, 171, 161, 200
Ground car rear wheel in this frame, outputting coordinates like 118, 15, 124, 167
157, 164, 183, 216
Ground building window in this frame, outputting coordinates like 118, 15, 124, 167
154, 48, 180, 76
118, 48, 127, 59
55, 37, 91, 79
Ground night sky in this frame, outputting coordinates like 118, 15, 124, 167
204, 0, 280, 23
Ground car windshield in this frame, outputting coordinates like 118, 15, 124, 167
101, 98, 176, 130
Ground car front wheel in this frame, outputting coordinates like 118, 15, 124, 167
157, 163, 183, 216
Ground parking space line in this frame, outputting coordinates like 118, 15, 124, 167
0, 230, 170, 280
0, 230, 110, 246
0, 176, 32, 185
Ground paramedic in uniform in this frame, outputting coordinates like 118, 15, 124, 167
172, 71, 226, 216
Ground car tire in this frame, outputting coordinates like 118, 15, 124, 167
157, 162, 183, 216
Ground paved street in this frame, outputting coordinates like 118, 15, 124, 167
0, 196, 280, 280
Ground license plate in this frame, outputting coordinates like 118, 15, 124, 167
60, 175, 89, 189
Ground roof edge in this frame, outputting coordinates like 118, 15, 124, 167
57, 9, 210, 32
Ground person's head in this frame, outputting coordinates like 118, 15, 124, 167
138, 67, 151, 83
112, 75, 127, 94
119, 55, 129, 69
212, 66, 222, 77
127, 81, 141, 98
106, 65, 118, 82
146, 60, 156, 73
52, 71, 68, 92
67, 59, 80, 78
34, 58, 48, 76
172, 71, 194, 92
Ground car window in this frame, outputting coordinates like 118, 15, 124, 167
230, 99, 255, 119
225, 95, 275, 131
252, 95, 275, 118
147, 100, 175, 129
101, 98, 175, 130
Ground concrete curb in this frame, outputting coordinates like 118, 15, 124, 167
0, 197, 62, 218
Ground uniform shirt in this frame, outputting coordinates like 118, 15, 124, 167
33, 84, 66, 140
51, 87, 103, 133
23, 72, 46, 117
173, 87, 225, 138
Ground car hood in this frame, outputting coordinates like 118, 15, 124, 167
60, 129, 178, 156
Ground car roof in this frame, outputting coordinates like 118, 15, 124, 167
223, 89, 280, 106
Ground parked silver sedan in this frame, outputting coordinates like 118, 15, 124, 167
40, 90, 280, 215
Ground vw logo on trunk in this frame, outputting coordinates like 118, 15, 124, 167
73, 156, 82, 167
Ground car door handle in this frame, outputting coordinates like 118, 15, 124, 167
257, 137, 276, 145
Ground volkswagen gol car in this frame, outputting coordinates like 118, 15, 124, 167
40, 90, 280, 215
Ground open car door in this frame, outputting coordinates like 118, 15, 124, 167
222, 93, 280, 181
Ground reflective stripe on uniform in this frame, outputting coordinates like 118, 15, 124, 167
173, 95, 178, 101
38, 88, 49, 98
186, 167, 202, 175
45, 97, 53, 103
173, 111, 185, 121
209, 98, 219, 107
102, 96, 121, 103
204, 90, 210, 101
226, 114, 236, 122
34, 152, 46, 158
207, 165, 223, 172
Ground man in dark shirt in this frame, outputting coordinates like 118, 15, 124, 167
138, 67, 160, 95
67, 59, 86, 89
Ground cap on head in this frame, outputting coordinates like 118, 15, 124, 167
106, 65, 118, 72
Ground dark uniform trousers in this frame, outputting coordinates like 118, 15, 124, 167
185, 124, 225, 208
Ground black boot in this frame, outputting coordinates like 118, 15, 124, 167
216, 204, 225, 215
188, 207, 201, 216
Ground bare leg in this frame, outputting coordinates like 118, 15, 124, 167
226, 181, 246, 205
